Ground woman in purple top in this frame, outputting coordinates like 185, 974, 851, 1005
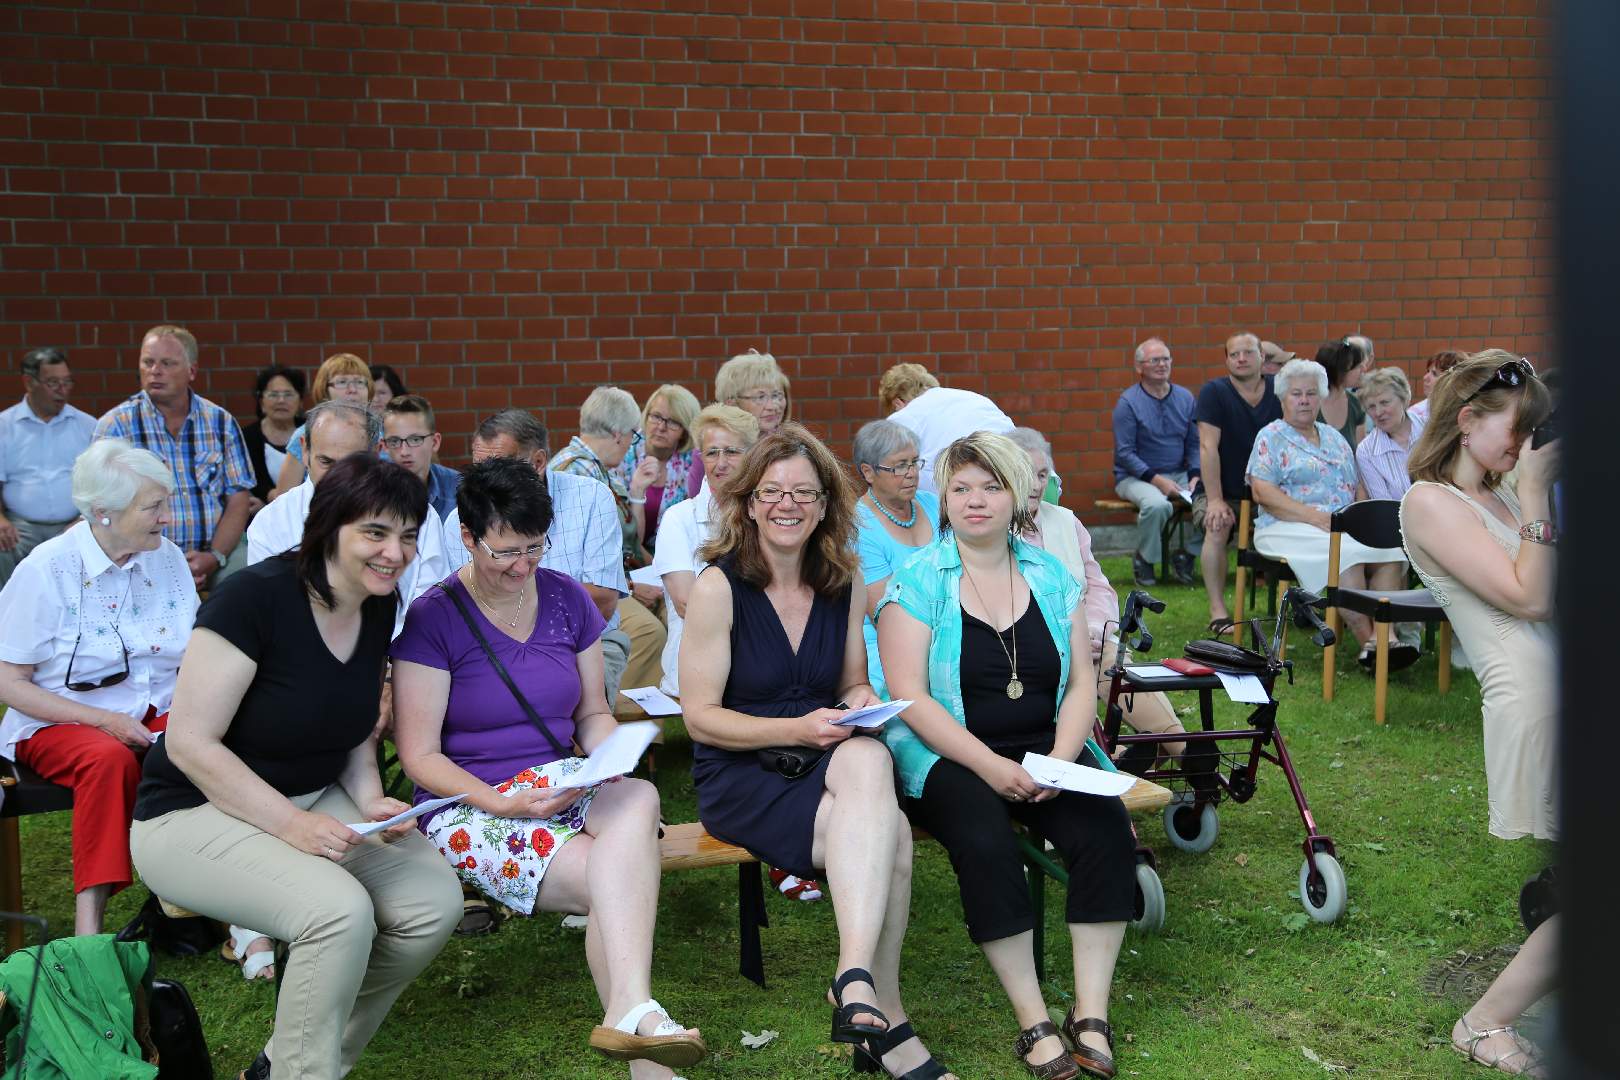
392, 457, 705, 1077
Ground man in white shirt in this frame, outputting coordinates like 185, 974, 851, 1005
439, 410, 632, 701
879, 363, 1014, 495
246, 400, 446, 636
0, 347, 98, 585
652, 405, 759, 696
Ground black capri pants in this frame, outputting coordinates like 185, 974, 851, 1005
904, 756, 1136, 944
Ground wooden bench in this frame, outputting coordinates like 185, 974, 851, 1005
1094, 497, 1192, 583
659, 777, 1172, 987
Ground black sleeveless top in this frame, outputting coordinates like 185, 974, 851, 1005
960, 600, 1061, 757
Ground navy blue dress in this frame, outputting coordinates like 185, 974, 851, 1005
690, 558, 854, 879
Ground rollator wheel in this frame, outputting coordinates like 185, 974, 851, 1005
1162, 792, 1218, 854
1130, 862, 1165, 933
1298, 853, 1348, 923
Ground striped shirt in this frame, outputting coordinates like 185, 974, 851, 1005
95, 391, 254, 552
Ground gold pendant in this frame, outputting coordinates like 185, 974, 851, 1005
1006, 678, 1024, 700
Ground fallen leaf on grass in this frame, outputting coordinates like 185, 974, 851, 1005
1301, 1045, 1348, 1071
1282, 912, 1311, 933
1233, 852, 1249, 866
740, 1029, 778, 1049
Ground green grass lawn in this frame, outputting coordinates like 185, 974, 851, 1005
11, 555, 1546, 1078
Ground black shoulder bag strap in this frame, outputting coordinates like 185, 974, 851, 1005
433, 581, 571, 759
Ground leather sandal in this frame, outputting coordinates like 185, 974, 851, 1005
588, 999, 707, 1069
1013, 1020, 1079, 1079
853, 1019, 953, 1078
1452, 1016, 1546, 1077
830, 967, 889, 1045
1062, 1011, 1116, 1079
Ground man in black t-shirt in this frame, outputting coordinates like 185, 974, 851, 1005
1193, 332, 1282, 630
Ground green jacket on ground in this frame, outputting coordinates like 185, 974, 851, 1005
0, 934, 156, 1080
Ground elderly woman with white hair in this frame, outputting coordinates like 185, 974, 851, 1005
852, 419, 939, 697
1247, 359, 1414, 670
551, 386, 669, 692
0, 439, 197, 934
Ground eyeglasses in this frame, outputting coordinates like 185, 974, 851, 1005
1140, 355, 1172, 366
736, 390, 787, 406
752, 486, 824, 505
646, 411, 683, 430
701, 445, 746, 462
1461, 358, 1537, 405
32, 376, 73, 390
63, 626, 130, 693
382, 433, 432, 449
872, 457, 926, 476
477, 536, 550, 563
262, 389, 299, 402
327, 377, 369, 391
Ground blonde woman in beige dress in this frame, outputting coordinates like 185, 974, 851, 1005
1400, 350, 1555, 1078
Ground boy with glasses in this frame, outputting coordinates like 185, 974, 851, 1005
383, 395, 461, 518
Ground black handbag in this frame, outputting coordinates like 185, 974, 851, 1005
114, 892, 225, 959
148, 977, 213, 1079
435, 581, 572, 759
755, 744, 829, 779
1183, 637, 1270, 673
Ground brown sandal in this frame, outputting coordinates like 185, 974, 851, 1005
1013, 1020, 1079, 1079
1062, 1011, 1116, 1079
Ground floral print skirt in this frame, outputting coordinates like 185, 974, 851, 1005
424, 757, 607, 915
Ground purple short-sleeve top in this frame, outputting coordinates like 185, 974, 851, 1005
391, 568, 608, 813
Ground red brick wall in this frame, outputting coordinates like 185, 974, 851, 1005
0, 0, 1552, 515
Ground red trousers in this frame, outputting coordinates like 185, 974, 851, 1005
14, 712, 165, 895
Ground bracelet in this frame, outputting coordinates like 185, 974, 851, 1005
1518, 519, 1556, 546
627, 495, 647, 504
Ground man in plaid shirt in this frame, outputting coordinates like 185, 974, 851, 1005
95, 325, 254, 591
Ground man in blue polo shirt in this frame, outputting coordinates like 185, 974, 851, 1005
1113, 337, 1201, 586
0, 347, 98, 586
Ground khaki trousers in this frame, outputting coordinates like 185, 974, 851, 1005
130, 785, 461, 1080
617, 595, 667, 695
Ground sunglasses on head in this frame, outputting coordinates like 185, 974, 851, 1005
1461, 358, 1536, 405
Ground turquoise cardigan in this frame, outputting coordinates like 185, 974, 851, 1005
874, 534, 1118, 799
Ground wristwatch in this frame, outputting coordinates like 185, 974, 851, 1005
208, 545, 230, 566
1518, 519, 1556, 546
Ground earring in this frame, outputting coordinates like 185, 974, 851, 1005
99, 516, 111, 526
1461, 434, 1470, 448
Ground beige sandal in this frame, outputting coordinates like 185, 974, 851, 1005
589, 999, 707, 1069
1452, 1017, 1545, 1077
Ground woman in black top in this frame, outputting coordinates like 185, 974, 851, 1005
878, 433, 1135, 1080
130, 454, 461, 1080
240, 364, 306, 505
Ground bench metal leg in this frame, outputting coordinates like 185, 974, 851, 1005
1018, 832, 1069, 986
1, 817, 23, 954
737, 863, 768, 988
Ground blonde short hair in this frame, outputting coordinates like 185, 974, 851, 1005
313, 352, 373, 402
690, 404, 760, 450
934, 431, 1038, 535
643, 384, 702, 453
877, 363, 939, 413
714, 348, 790, 405
143, 325, 198, 367
1359, 367, 1411, 405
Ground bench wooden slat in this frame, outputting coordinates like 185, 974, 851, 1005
658, 777, 1172, 872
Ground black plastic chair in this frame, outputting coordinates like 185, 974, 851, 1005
0, 758, 74, 953
1231, 484, 1296, 642
1321, 499, 1452, 724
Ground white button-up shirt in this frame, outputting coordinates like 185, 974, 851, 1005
650, 485, 716, 697
889, 386, 1015, 496
245, 479, 447, 638
0, 398, 97, 524
0, 521, 197, 759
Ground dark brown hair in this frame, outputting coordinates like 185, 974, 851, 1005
696, 422, 858, 596
295, 454, 428, 610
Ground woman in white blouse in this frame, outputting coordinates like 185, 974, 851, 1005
0, 439, 197, 934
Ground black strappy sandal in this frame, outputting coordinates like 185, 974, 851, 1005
830, 967, 889, 1046
853, 1020, 952, 1078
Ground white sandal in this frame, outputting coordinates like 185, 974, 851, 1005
588, 998, 707, 1068
221, 925, 276, 982
1452, 1016, 1545, 1077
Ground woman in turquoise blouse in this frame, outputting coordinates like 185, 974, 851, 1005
852, 419, 940, 697
876, 432, 1135, 1080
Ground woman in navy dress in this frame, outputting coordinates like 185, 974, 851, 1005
680, 424, 953, 1080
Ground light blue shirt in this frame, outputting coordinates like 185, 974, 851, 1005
0, 399, 96, 523
874, 534, 1116, 799
854, 490, 940, 698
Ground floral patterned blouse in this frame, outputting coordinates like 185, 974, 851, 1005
1245, 419, 1358, 529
